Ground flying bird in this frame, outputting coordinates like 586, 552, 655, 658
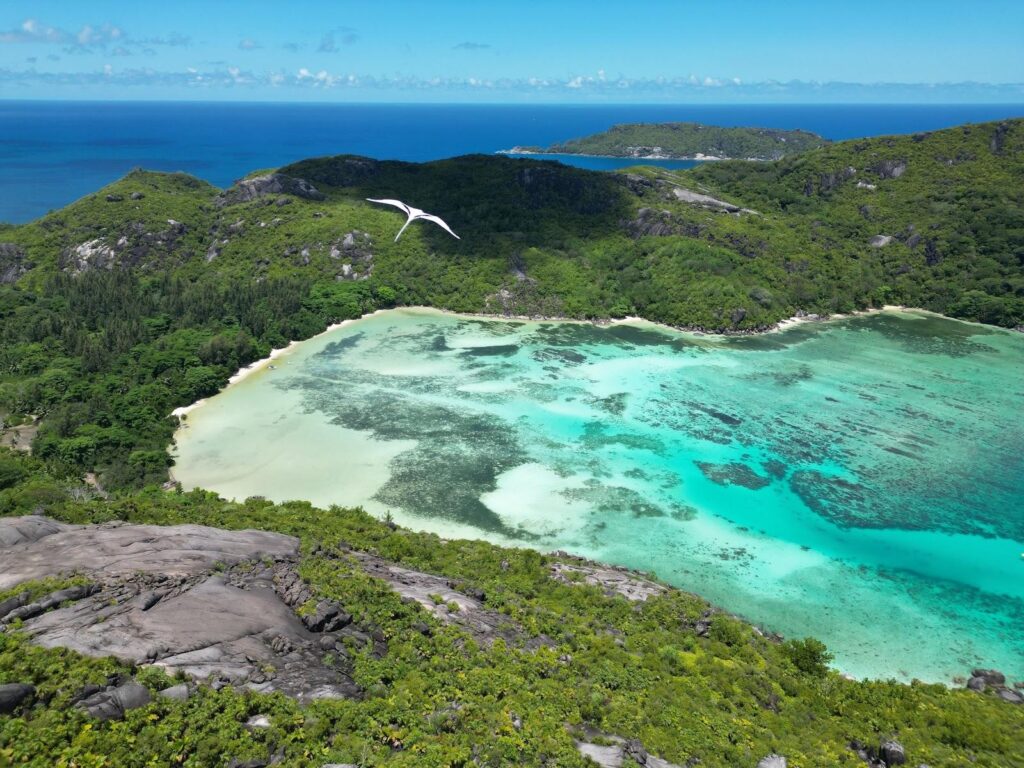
366, 198, 461, 241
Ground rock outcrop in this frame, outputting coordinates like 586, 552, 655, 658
672, 187, 756, 214
549, 559, 666, 602
352, 551, 530, 646
963, 668, 1023, 704
879, 740, 906, 766
0, 515, 357, 702
0, 243, 31, 284
625, 208, 704, 239
0, 516, 297, 589
872, 159, 908, 179
573, 730, 684, 768
331, 230, 374, 280
57, 219, 191, 274
218, 173, 325, 206
0, 515, 565, 702
77, 681, 151, 721
0, 683, 35, 714
0, 514, 66, 547
851, 738, 908, 767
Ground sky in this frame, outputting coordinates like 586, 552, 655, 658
1, 0, 1023, 102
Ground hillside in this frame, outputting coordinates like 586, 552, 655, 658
0, 120, 1021, 490
1, 453, 1023, 767
1, 119, 1023, 767
507, 122, 828, 160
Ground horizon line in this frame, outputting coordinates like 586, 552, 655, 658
2, 98, 1024, 108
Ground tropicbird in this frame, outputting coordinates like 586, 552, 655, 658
366, 198, 461, 241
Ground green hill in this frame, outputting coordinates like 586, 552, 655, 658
514, 122, 828, 160
1, 119, 1023, 767
0, 120, 1022, 489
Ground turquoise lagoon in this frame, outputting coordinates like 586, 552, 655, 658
172, 308, 1024, 683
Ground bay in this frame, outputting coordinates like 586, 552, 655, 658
172, 308, 1024, 683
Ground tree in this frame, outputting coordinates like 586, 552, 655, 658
782, 637, 833, 677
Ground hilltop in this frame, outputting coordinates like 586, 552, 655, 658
504, 122, 828, 160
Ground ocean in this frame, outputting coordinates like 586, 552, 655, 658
1, 101, 1022, 224
171, 308, 1024, 683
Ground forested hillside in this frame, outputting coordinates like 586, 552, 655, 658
532, 121, 827, 159
0, 119, 1022, 490
1, 452, 1022, 767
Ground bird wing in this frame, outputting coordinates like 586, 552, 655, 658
366, 198, 411, 215
418, 213, 461, 240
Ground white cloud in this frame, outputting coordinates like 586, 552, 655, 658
0, 64, 1020, 104
77, 24, 122, 46
0, 18, 68, 44
0, 17, 189, 53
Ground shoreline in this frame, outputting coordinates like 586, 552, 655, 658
170, 311, 397, 420
497, 148, 770, 162
165, 302, 1021, 685
168, 304, 953, 421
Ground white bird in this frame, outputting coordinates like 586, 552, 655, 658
366, 198, 461, 242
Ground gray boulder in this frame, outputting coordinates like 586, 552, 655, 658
0, 683, 35, 714
966, 676, 987, 692
757, 755, 787, 768
157, 683, 190, 703
880, 739, 906, 766
872, 159, 907, 179
0, 592, 29, 621
78, 681, 151, 721
997, 689, 1023, 705
971, 668, 1006, 686
302, 601, 352, 633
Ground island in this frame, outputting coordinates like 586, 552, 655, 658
500, 121, 829, 160
1, 118, 1023, 767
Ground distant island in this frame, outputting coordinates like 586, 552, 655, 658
501, 121, 829, 160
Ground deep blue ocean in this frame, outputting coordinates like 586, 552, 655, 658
1, 101, 1021, 223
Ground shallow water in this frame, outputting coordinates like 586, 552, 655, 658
173, 308, 1024, 682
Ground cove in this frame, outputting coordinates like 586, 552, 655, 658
172, 308, 1024, 683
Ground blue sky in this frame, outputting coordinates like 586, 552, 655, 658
1, 0, 1022, 102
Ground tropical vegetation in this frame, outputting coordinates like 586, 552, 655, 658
524, 121, 828, 159
1, 118, 1023, 766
